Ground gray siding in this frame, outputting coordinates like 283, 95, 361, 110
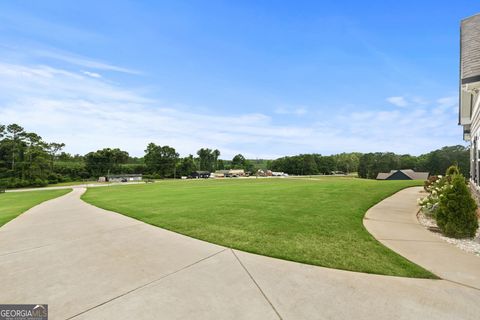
461, 14, 480, 82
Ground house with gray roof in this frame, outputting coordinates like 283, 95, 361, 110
376, 169, 429, 181
459, 13, 480, 187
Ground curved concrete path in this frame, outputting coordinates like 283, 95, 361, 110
0, 188, 479, 319
364, 186, 480, 290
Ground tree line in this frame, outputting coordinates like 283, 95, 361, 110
0, 124, 66, 187
357, 146, 469, 179
269, 146, 469, 178
269, 153, 361, 175
0, 123, 470, 188
0, 123, 260, 187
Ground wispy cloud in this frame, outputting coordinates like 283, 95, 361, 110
34, 49, 141, 75
386, 96, 409, 107
82, 70, 102, 78
433, 96, 457, 115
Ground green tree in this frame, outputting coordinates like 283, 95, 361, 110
196, 148, 216, 171
144, 143, 179, 178
47, 142, 66, 171
217, 159, 225, 170
5, 124, 26, 171
231, 154, 246, 169
85, 148, 130, 177
436, 172, 478, 238
334, 153, 360, 174
213, 149, 221, 170
358, 153, 372, 178
399, 154, 418, 170
358, 152, 400, 179
0, 124, 64, 186
23, 132, 49, 180
316, 155, 336, 175
300, 154, 318, 175
177, 155, 198, 177
418, 146, 469, 177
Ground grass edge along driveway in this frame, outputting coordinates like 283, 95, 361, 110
0, 189, 72, 227
82, 178, 435, 278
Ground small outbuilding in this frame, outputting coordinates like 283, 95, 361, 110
189, 171, 211, 179
376, 169, 429, 181
104, 174, 143, 182
214, 169, 245, 177
227, 169, 245, 177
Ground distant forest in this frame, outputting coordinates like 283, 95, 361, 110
0, 123, 469, 188
270, 145, 469, 179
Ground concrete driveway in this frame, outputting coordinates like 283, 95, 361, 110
1, 187, 480, 319
364, 187, 480, 290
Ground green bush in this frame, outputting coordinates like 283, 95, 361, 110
436, 173, 478, 238
32, 178, 48, 187
445, 165, 460, 176
143, 174, 162, 179
0, 178, 49, 188
7, 178, 29, 188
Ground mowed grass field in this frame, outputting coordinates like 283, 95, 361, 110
82, 177, 434, 278
0, 189, 71, 227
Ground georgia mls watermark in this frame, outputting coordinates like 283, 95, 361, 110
0, 305, 48, 320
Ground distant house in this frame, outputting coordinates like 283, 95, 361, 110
228, 169, 245, 177
213, 170, 228, 178
376, 169, 429, 181
189, 171, 210, 179
214, 169, 245, 177
104, 174, 143, 182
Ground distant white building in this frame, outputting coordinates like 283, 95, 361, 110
100, 174, 142, 182
214, 169, 245, 177
459, 13, 480, 187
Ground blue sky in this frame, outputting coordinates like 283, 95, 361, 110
0, 1, 478, 158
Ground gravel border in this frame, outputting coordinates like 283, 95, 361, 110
417, 211, 480, 257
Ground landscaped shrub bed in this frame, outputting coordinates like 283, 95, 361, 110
419, 166, 478, 238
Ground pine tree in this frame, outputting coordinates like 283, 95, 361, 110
436, 173, 478, 238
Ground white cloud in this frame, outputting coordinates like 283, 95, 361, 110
33, 49, 141, 75
433, 96, 457, 115
82, 71, 102, 78
0, 62, 464, 158
411, 96, 430, 106
386, 96, 409, 107
436, 96, 457, 108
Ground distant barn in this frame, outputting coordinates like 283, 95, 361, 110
376, 169, 429, 181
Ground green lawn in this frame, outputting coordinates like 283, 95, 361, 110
0, 189, 71, 227
82, 177, 434, 278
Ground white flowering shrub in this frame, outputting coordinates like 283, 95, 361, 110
419, 165, 478, 238
418, 175, 450, 217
